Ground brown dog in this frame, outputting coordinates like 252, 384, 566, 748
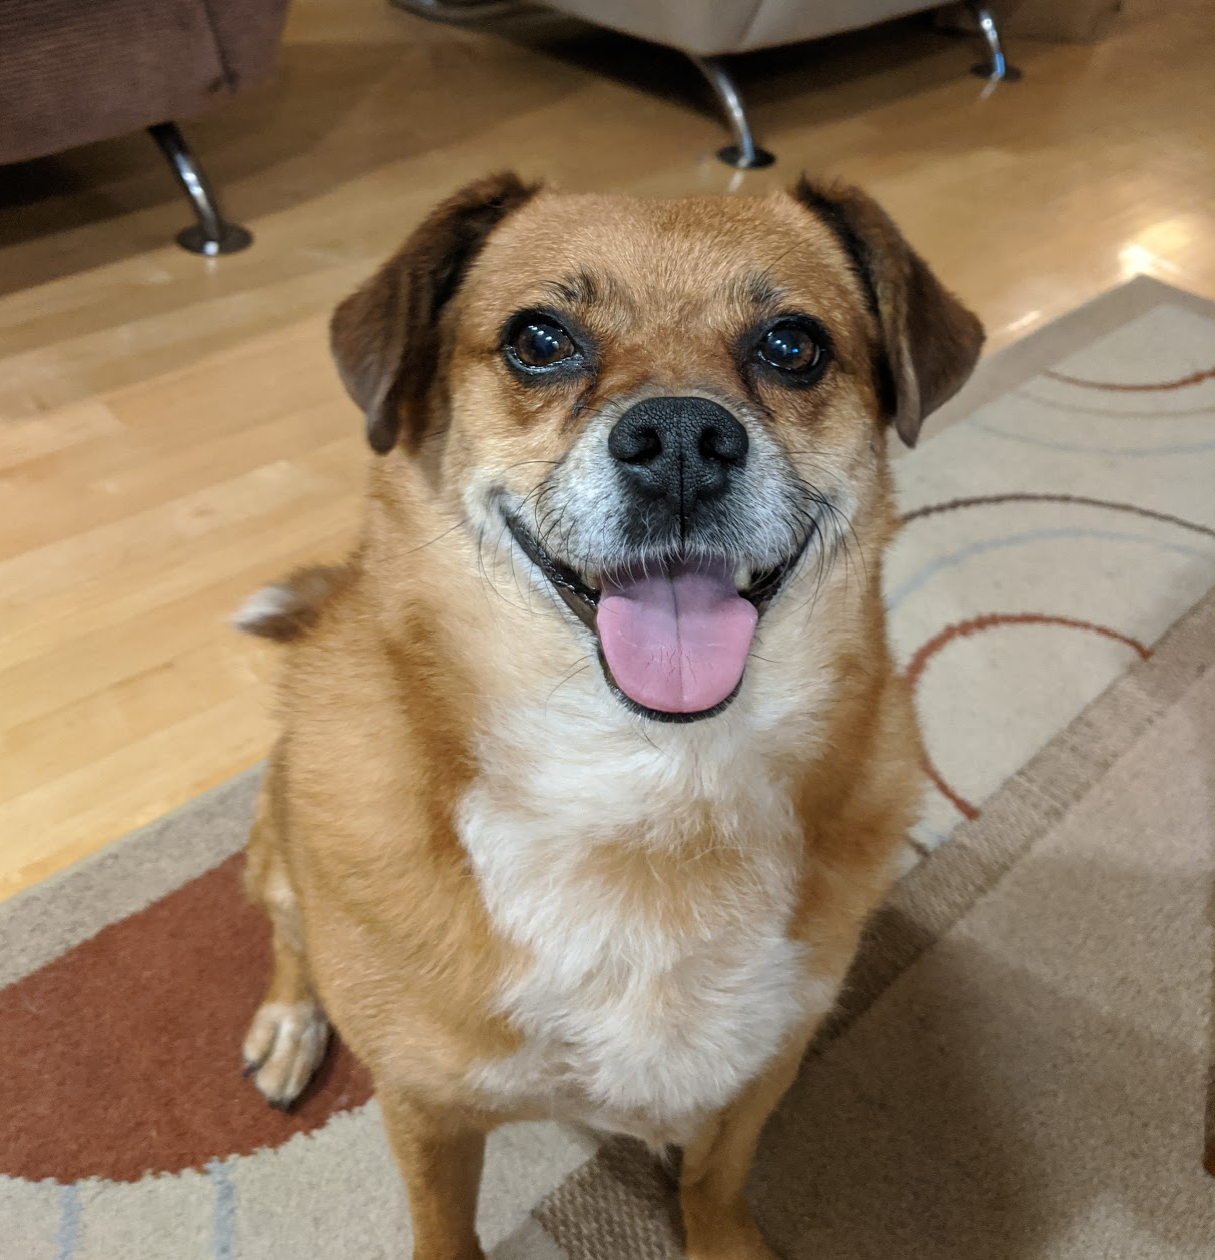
235, 173, 982, 1260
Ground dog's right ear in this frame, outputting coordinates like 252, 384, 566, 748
330, 172, 540, 454
792, 177, 984, 448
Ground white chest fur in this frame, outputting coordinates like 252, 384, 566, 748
456, 689, 838, 1146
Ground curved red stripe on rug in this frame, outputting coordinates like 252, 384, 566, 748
0, 854, 372, 1183
906, 613, 1151, 821
923, 759, 980, 823
1044, 364, 1215, 391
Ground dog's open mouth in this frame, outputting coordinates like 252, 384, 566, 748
504, 514, 808, 721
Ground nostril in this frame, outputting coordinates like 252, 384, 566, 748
699, 416, 748, 467
609, 420, 663, 465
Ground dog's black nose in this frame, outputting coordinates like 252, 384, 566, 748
608, 397, 748, 523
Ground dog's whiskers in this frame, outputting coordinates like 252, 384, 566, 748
545, 659, 593, 713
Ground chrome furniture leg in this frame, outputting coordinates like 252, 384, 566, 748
148, 122, 253, 257
966, 1, 1021, 81
388, 0, 526, 21
690, 55, 775, 170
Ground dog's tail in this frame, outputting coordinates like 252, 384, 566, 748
231, 564, 348, 642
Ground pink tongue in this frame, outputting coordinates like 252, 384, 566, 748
597, 557, 758, 714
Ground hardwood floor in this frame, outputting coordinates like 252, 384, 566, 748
2, 0, 1213, 899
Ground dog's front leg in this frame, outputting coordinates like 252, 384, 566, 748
379, 1090, 488, 1260
679, 1037, 808, 1260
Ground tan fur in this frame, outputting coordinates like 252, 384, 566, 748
231, 564, 350, 642
238, 174, 982, 1259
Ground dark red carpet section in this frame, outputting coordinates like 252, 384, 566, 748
0, 855, 371, 1183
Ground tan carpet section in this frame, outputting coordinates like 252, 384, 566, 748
534, 1140, 684, 1260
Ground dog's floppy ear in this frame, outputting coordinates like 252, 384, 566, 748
330, 172, 540, 454
793, 178, 984, 447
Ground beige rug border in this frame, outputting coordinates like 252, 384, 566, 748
915, 274, 1215, 447
2, 277, 1210, 979
519, 583, 1215, 1258
0, 768, 262, 987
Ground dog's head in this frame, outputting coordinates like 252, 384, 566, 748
331, 173, 982, 722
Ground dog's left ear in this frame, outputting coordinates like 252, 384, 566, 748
330, 171, 541, 454
793, 178, 984, 447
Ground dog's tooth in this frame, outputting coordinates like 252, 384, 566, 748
733, 561, 753, 591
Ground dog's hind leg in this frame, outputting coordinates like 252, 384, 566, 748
241, 766, 329, 1108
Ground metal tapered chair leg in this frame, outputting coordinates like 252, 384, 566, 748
388, 0, 526, 20
966, 1, 1021, 81
148, 122, 253, 256
690, 55, 775, 170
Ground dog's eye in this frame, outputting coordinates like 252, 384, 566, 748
507, 317, 578, 370
756, 320, 825, 374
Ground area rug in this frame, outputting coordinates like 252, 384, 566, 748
2, 277, 1214, 1258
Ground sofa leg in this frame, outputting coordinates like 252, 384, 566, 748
966, 1, 1021, 81
388, 0, 525, 20
148, 122, 253, 257
690, 55, 775, 170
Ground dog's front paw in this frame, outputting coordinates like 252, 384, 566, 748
242, 1000, 329, 1108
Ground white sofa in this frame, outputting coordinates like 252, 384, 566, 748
394, 0, 1018, 166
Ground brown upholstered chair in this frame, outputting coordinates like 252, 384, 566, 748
0, 0, 291, 255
